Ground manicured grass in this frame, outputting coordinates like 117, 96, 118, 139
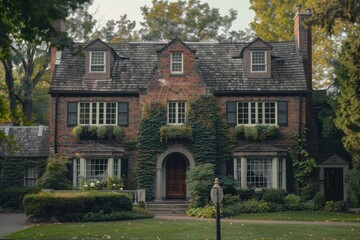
231, 211, 360, 222
7, 218, 360, 240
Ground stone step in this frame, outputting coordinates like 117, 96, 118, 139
146, 201, 189, 215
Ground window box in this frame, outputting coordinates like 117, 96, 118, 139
72, 125, 123, 142
160, 125, 192, 143
236, 125, 280, 142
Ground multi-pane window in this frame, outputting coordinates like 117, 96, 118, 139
247, 158, 273, 188
235, 159, 241, 188
168, 102, 186, 124
79, 102, 117, 126
237, 102, 276, 125
278, 158, 284, 188
171, 52, 183, 74
90, 51, 106, 72
251, 51, 266, 72
25, 167, 37, 187
86, 159, 108, 180
114, 159, 121, 177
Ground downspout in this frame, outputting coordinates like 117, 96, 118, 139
299, 94, 302, 136
54, 94, 59, 154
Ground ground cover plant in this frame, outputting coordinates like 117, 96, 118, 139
6, 218, 360, 240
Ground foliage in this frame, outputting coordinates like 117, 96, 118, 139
222, 199, 270, 217
82, 179, 105, 190
72, 125, 123, 142
186, 204, 216, 218
219, 175, 237, 195
106, 176, 124, 190
186, 163, 215, 208
324, 200, 347, 212
112, 126, 124, 142
0, 187, 39, 212
23, 191, 133, 221
96, 126, 107, 140
222, 194, 240, 206
284, 194, 304, 211
136, 102, 167, 198
261, 188, 286, 204
237, 125, 280, 142
289, 129, 318, 199
346, 164, 360, 207
81, 207, 154, 222
313, 192, 326, 210
159, 125, 192, 143
38, 155, 72, 190
237, 188, 256, 201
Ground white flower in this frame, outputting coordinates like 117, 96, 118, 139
84, 184, 88, 188
113, 183, 116, 186
90, 182, 95, 187
120, 188, 123, 190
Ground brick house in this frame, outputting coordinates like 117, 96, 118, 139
48, 9, 348, 201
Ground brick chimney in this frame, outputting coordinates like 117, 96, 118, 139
294, 5, 312, 90
50, 20, 65, 78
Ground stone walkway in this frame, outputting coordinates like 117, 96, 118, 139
0, 213, 28, 238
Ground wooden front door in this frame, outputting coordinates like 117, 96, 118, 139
166, 155, 187, 199
324, 168, 344, 201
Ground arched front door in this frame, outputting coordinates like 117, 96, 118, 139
166, 153, 187, 199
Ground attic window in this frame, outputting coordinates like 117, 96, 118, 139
171, 52, 183, 74
251, 51, 266, 72
90, 51, 106, 73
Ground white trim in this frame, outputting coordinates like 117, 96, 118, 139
250, 51, 267, 73
170, 52, 183, 74
89, 51, 106, 73
236, 102, 278, 126
167, 102, 186, 125
78, 102, 118, 126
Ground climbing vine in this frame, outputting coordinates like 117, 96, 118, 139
289, 129, 318, 200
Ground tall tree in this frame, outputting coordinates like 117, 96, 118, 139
139, 0, 237, 41
249, 0, 348, 89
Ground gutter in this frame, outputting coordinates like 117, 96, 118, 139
213, 90, 310, 96
299, 94, 302, 135
49, 90, 139, 97
54, 94, 59, 154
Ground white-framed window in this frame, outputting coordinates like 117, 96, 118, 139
237, 102, 277, 125
251, 51, 266, 72
114, 159, 122, 177
234, 157, 286, 189
171, 52, 183, 74
86, 159, 108, 181
168, 102, 186, 124
90, 51, 106, 73
25, 167, 38, 187
79, 102, 117, 126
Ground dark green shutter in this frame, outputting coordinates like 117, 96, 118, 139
278, 101, 288, 126
226, 102, 236, 126
67, 102, 78, 127
118, 102, 128, 126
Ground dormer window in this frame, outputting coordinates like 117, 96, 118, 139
251, 51, 266, 72
171, 52, 183, 74
90, 51, 106, 73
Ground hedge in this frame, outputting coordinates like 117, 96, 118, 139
24, 191, 133, 221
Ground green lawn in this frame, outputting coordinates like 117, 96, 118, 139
7, 218, 360, 240
231, 211, 360, 222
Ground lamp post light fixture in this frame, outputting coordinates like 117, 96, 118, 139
210, 177, 223, 240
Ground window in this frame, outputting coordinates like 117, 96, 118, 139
118, 102, 129, 126
168, 102, 186, 124
237, 102, 276, 125
251, 51, 266, 72
86, 159, 108, 181
79, 102, 117, 126
114, 159, 121, 177
90, 51, 106, 73
25, 167, 37, 187
171, 52, 183, 74
234, 158, 286, 189
67, 102, 78, 127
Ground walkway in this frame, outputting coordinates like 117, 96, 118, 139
0, 213, 28, 238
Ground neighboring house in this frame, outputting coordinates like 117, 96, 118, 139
0, 126, 49, 189
48, 9, 347, 201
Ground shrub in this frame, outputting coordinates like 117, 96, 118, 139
237, 125, 280, 142
244, 126, 258, 141
219, 175, 237, 195
325, 200, 347, 212
72, 125, 83, 140
261, 188, 286, 204
106, 176, 124, 190
313, 192, 326, 210
236, 125, 245, 139
159, 125, 192, 143
222, 194, 240, 206
97, 126, 107, 140
112, 126, 123, 142
82, 179, 106, 190
38, 155, 72, 190
186, 204, 216, 218
88, 125, 98, 138
346, 165, 360, 207
24, 192, 133, 221
237, 188, 256, 201
82, 208, 154, 222
284, 194, 304, 211
223, 199, 270, 216
0, 187, 39, 211
186, 163, 215, 208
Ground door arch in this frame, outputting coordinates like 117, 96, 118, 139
166, 153, 187, 199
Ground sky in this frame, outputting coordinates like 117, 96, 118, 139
89, 0, 255, 31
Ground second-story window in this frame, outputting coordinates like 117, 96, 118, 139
251, 51, 266, 72
168, 102, 186, 124
90, 51, 106, 73
79, 102, 117, 125
171, 52, 183, 74
238, 102, 276, 125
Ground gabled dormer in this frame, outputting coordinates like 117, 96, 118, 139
241, 38, 273, 79
156, 38, 197, 77
84, 38, 116, 79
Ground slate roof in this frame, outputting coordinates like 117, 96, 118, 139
0, 126, 49, 157
50, 40, 308, 94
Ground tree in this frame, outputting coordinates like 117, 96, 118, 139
0, 0, 90, 60
139, 0, 237, 41
249, 0, 349, 88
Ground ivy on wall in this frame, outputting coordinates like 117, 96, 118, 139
136, 102, 167, 198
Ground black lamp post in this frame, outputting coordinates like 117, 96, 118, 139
210, 177, 223, 240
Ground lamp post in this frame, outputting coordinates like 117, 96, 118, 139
210, 177, 223, 240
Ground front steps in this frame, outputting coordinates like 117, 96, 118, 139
146, 200, 189, 215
